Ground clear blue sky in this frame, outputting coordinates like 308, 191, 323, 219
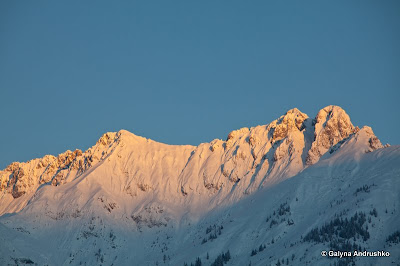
1, 1, 399, 168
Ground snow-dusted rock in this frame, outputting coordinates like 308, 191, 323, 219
0, 105, 385, 213
0, 105, 396, 266
306, 105, 356, 165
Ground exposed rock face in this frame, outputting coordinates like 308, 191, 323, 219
0, 106, 385, 205
272, 108, 308, 142
306, 105, 356, 165
364, 126, 383, 152
0, 132, 122, 199
178, 106, 383, 198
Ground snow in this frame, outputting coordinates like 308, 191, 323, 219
0, 105, 398, 265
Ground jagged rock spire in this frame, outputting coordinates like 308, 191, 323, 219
306, 105, 356, 165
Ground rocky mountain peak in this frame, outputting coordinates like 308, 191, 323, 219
0, 106, 395, 266
361, 126, 384, 152
0, 106, 386, 208
272, 108, 309, 141
0, 132, 124, 200
306, 105, 356, 165
96, 132, 119, 146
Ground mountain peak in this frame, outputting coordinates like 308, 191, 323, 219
0, 106, 395, 266
271, 108, 309, 142
320, 104, 346, 113
284, 107, 303, 115
0, 106, 385, 208
306, 105, 355, 165
96, 132, 120, 146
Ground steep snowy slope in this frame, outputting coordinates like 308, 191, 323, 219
1, 106, 377, 215
0, 105, 397, 266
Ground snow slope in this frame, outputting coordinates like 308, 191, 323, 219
0, 105, 398, 266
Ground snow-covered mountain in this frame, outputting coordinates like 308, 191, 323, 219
0, 105, 398, 266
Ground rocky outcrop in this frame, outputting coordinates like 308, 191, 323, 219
0, 132, 122, 199
306, 106, 356, 165
364, 126, 383, 152
0, 106, 385, 203
271, 108, 308, 141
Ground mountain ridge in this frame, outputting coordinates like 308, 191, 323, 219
0, 105, 384, 216
0, 105, 398, 266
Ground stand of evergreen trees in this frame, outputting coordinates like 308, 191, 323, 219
353, 183, 376, 196
202, 224, 224, 244
267, 202, 292, 228
210, 250, 231, 266
386, 230, 400, 244
183, 250, 230, 266
304, 211, 370, 244
250, 244, 266, 256
183, 257, 202, 266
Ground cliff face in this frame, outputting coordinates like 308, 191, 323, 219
0, 105, 395, 266
0, 132, 121, 199
0, 106, 384, 214
306, 105, 358, 165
